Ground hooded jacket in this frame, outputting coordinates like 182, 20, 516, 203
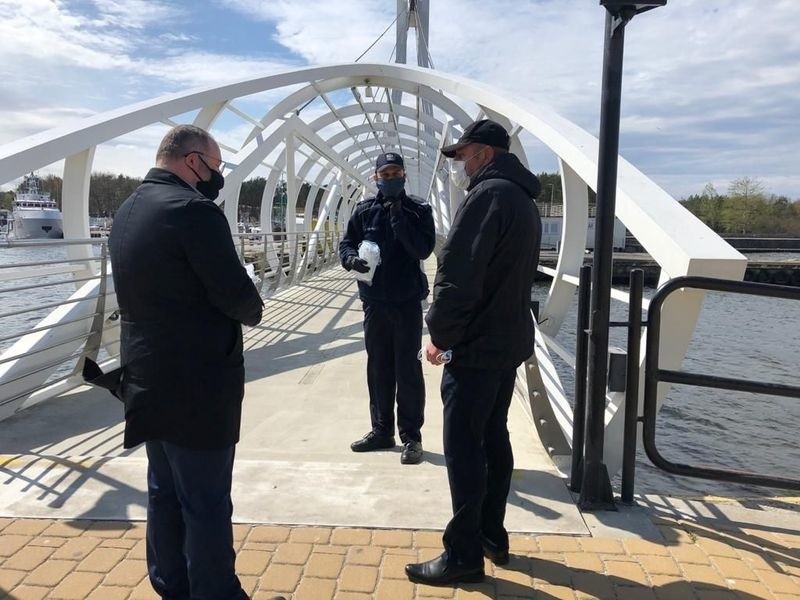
110, 168, 263, 450
339, 189, 436, 304
426, 153, 542, 369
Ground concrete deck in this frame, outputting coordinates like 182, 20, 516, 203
0, 264, 583, 533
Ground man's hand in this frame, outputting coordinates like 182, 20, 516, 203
425, 340, 445, 366
347, 256, 370, 274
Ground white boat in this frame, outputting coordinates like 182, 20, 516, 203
8, 173, 63, 239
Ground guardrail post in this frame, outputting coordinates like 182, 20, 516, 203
570, 265, 592, 493
621, 268, 643, 504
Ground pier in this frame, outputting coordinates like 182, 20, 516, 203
1, 263, 799, 599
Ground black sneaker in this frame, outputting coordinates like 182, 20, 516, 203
350, 431, 395, 452
400, 441, 423, 464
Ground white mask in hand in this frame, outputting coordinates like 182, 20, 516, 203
449, 159, 471, 190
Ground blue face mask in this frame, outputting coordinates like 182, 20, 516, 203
376, 176, 405, 199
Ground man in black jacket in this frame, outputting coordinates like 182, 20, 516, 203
110, 125, 268, 600
406, 120, 542, 585
339, 152, 436, 464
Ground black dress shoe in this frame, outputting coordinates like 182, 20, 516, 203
400, 440, 423, 464
405, 552, 484, 585
481, 535, 510, 566
350, 431, 395, 452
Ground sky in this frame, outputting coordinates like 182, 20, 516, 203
0, 0, 798, 200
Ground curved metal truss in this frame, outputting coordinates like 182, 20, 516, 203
0, 62, 746, 475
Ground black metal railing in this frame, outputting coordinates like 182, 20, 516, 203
640, 275, 800, 492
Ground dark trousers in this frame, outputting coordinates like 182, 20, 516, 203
441, 364, 516, 566
145, 441, 248, 600
362, 300, 425, 443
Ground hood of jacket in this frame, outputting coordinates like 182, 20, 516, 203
468, 152, 541, 199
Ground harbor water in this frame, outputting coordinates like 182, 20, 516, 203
1, 245, 798, 499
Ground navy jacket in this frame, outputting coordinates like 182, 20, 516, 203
426, 153, 542, 369
339, 190, 436, 304
109, 168, 263, 450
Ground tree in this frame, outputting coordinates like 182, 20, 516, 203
726, 177, 766, 234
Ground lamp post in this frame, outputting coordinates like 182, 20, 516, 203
579, 0, 667, 511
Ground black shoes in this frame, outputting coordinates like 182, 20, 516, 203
481, 535, 510, 566
405, 552, 484, 585
350, 431, 395, 452
400, 440, 423, 464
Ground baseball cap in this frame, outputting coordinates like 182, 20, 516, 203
375, 152, 405, 172
441, 119, 511, 158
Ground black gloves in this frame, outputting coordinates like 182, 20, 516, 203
346, 256, 370, 273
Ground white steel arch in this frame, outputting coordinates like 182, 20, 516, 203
0, 62, 746, 477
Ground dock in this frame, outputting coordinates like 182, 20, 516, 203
1, 262, 800, 599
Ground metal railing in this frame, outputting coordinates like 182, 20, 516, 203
636, 276, 800, 492
0, 229, 344, 415
0, 238, 118, 412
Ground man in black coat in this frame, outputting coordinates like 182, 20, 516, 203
110, 125, 267, 600
339, 152, 436, 464
406, 120, 542, 585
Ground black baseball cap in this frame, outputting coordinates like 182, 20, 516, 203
375, 152, 405, 172
441, 119, 510, 158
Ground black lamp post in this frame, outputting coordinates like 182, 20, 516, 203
579, 0, 667, 511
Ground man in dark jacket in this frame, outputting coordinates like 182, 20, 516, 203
339, 152, 436, 464
406, 120, 542, 585
110, 125, 267, 600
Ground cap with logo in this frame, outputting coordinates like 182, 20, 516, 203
441, 119, 511, 158
375, 152, 405, 172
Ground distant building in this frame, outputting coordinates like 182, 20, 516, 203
538, 203, 627, 251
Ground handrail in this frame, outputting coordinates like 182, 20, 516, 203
642, 275, 800, 491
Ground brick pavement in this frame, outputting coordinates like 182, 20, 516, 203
1, 513, 799, 599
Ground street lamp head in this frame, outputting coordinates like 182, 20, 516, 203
600, 0, 666, 17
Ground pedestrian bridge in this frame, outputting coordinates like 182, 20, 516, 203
0, 62, 745, 531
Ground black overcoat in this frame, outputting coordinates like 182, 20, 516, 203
109, 168, 263, 449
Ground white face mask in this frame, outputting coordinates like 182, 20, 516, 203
449, 160, 470, 190
449, 149, 484, 190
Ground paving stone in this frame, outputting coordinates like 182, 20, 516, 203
40, 521, 91, 538
306, 552, 345, 578
0, 567, 26, 590
49, 571, 104, 599
331, 528, 372, 546
605, 560, 650, 585
346, 544, 384, 566
339, 565, 378, 593
638, 554, 683, 576
289, 526, 332, 544
249, 526, 290, 543
22, 559, 77, 587
756, 569, 800, 594
85, 521, 130, 538
76, 547, 128, 572
509, 535, 539, 554
563, 551, 604, 572
534, 583, 577, 599
624, 539, 672, 556
670, 544, 713, 565
104, 559, 148, 587
577, 537, 625, 555
454, 584, 496, 599
291, 577, 336, 600
236, 549, 271, 575
86, 585, 132, 599
709, 556, 760, 581
0, 534, 34, 557
380, 553, 413, 579
372, 529, 413, 548
415, 530, 444, 548
417, 582, 456, 597
129, 577, 160, 599
273, 542, 312, 565
5, 585, 50, 600
1, 519, 53, 536
570, 572, 615, 599
680, 564, 728, 588
262, 563, 303, 593
2, 546, 55, 571
536, 535, 582, 553
694, 536, 741, 559
374, 577, 415, 600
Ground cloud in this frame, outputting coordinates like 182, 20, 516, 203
1, 0, 798, 200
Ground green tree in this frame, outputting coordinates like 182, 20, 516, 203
0, 190, 13, 211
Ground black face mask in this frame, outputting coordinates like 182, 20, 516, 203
189, 155, 225, 200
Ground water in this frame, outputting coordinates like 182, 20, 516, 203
2, 246, 799, 499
